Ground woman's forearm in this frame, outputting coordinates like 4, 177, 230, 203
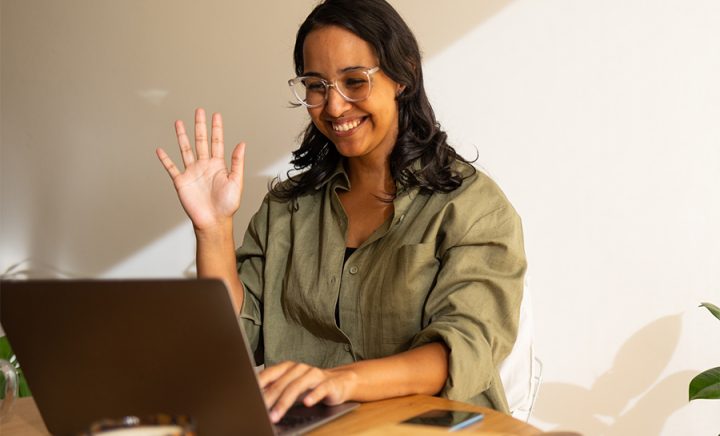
330, 341, 449, 402
195, 220, 244, 313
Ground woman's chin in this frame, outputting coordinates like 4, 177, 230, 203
333, 144, 364, 158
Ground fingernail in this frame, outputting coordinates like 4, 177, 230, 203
270, 410, 279, 422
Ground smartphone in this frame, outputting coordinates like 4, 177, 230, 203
401, 409, 484, 431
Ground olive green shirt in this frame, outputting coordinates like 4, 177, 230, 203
236, 160, 526, 413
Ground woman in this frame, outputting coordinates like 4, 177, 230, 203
157, 0, 526, 422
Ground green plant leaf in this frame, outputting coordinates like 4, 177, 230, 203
700, 302, 720, 322
19, 373, 32, 398
0, 336, 10, 400
0, 335, 31, 398
689, 366, 720, 401
0, 336, 12, 360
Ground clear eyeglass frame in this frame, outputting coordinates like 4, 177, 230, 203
288, 66, 381, 108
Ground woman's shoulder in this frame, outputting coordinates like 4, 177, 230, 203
411, 161, 523, 256
448, 161, 514, 210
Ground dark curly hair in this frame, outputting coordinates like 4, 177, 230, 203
271, 0, 474, 200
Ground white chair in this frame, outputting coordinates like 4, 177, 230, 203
498, 277, 543, 422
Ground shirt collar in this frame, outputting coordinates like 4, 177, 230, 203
315, 158, 349, 191
315, 157, 421, 205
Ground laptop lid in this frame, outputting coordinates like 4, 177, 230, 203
0, 279, 357, 436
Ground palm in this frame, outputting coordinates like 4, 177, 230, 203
157, 109, 245, 230
174, 156, 241, 227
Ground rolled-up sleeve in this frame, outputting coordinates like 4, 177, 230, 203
409, 205, 526, 409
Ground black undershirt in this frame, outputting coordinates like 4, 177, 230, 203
336, 247, 357, 328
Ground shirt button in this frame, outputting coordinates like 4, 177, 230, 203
397, 214, 405, 224
330, 277, 336, 284
349, 266, 358, 274
344, 344, 350, 352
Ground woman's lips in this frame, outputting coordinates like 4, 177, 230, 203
331, 117, 365, 133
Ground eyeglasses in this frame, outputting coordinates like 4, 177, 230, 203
288, 66, 381, 108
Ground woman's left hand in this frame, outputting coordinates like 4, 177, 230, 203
258, 361, 357, 423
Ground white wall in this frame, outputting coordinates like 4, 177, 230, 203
2, 1, 719, 435
421, 2, 720, 434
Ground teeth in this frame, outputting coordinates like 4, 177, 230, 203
333, 119, 360, 132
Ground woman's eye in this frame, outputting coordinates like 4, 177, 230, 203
343, 78, 367, 89
304, 81, 326, 93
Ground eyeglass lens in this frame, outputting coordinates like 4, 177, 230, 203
293, 70, 372, 106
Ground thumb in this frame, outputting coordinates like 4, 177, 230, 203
229, 142, 246, 187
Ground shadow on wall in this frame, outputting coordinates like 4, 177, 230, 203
533, 314, 695, 435
393, 0, 515, 59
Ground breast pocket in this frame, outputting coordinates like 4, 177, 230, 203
381, 242, 440, 344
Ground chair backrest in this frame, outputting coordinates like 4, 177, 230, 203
497, 278, 541, 421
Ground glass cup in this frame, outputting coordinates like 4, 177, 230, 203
82, 414, 196, 436
0, 358, 18, 418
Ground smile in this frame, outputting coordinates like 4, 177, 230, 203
332, 118, 363, 132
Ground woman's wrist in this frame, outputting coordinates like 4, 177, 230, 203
328, 365, 360, 402
194, 218, 234, 241
195, 220, 236, 273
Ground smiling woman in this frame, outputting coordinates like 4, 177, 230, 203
156, 0, 526, 424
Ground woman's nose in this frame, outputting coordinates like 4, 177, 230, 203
324, 86, 352, 117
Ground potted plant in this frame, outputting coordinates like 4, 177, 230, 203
689, 303, 720, 402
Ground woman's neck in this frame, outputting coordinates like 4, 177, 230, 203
343, 156, 395, 198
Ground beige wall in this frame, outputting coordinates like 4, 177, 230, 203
2, 1, 719, 434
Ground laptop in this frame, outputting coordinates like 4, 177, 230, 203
0, 279, 359, 436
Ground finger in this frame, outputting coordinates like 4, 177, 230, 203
262, 363, 315, 410
258, 361, 296, 389
228, 142, 246, 188
210, 113, 224, 159
269, 368, 326, 423
304, 381, 336, 407
156, 148, 181, 180
194, 108, 210, 160
260, 362, 309, 407
175, 120, 196, 168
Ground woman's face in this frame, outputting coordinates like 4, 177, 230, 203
302, 25, 404, 163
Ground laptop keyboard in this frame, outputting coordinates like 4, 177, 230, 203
277, 413, 321, 427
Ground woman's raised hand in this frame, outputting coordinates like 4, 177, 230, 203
157, 109, 245, 232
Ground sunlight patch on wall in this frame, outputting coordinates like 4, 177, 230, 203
259, 153, 295, 179
100, 220, 196, 278
0, 244, 31, 280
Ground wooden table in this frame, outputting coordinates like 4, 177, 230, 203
0, 396, 543, 436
